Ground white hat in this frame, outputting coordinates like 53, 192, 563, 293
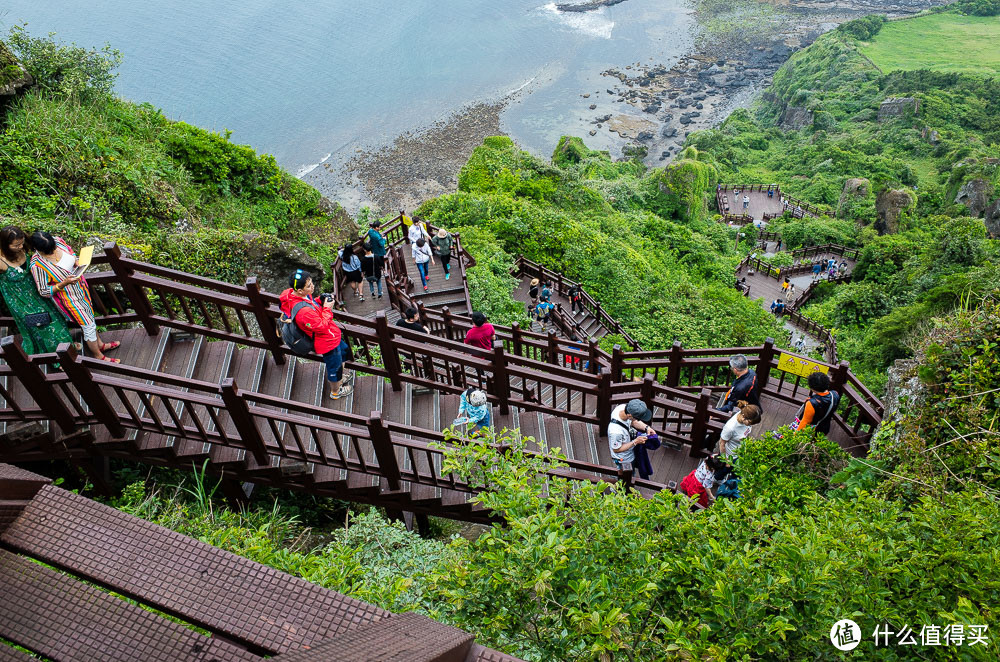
469, 390, 488, 407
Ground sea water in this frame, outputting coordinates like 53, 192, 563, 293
0, 0, 693, 175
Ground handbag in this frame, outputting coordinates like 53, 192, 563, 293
23, 312, 52, 328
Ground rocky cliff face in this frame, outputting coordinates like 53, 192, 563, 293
875, 189, 915, 234
0, 42, 33, 116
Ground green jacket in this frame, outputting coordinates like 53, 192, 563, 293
430, 233, 453, 257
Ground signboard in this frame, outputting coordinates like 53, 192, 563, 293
777, 352, 829, 379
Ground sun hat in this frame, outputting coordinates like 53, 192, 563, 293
530, 278, 540, 287
469, 390, 488, 407
437, 228, 448, 238
625, 398, 652, 423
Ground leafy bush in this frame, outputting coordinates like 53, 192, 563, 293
836, 15, 887, 41
5, 25, 122, 102
953, 0, 1000, 16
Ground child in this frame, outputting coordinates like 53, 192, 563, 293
455, 387, 491, 434
360, 242, 383, 299
781, 277, 790, 295
679, 454, 724, 508
535, 297, 555, 327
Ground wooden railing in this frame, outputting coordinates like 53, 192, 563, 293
780, 194, 827, 219
512, 256, 642, 350
791, 243, 859, 262
0, 244, 884, 459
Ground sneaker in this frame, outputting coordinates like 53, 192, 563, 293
445, 272, 450, 280
378, 294, 383, 299
423, 285, 428, 291
330, 384, 354, 400
342, 370, 355, 383
359, 296, 365, 302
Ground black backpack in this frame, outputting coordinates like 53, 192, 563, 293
278, 301, 315, 356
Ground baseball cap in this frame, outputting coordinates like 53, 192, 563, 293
625, 399, 652, 423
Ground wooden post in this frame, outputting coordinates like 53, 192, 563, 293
546, 329, 559, 366
597, 369, 612, 438
557, 273, 564, 296
56, 343, 125, 439
492, 341, 511, 416
666, 340, 682, 388
441, 306, 455, 342
416, 301, 429, 327
757, 337, 775, 390
1, 337, 76, 434
595, 301, 603, 327
220, 378, 269, 465
511, 322, 523, 358
588, 338, 599, 375
617, 461, 634, 493
375, 311, 403, 392
103, 242, 159, 336
245, 277, 285, 365
368, 412, 402, 491
830, 360, 850, 394
610, 344, 624, 383
641, 374, 655, 403
688, 388, 712, 458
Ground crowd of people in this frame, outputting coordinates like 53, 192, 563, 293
0, 227, 121, 362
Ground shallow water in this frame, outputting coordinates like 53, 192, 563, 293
1, 0, 693, 173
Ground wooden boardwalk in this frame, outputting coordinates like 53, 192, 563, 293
718, 186, 784, 221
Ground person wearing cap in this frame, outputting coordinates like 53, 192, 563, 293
279, 269, 353, 400
607, 398, 654, 470
430, 227, 454, 280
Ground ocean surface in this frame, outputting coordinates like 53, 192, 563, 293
1, 0, 694, 176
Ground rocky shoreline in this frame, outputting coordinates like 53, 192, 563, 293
309, 0, 948, 216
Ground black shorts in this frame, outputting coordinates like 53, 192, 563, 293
343, 269, 363, 284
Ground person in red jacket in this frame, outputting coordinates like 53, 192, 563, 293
279, 270, 353, 399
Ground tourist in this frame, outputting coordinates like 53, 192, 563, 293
540, 281, 553, 302
528, 278, 540, 306
400, 209, 414, 242
719, 354, 761, 413
568, 283, 584, 315
607, 398, 654, 471
795, 371, 842, 435
718, 401, 761, 458
839, 259, 848, 275
366, 220, 387, 265
795, 335, 806, 353
767, 187, 774, 199
828, 262, 837, 280
742, 194, 750, 210
464, 311, 495, 350
360, 242, 383, 299
534, 296, 555, 329
812, 261, 822, 281
781, 277, 790, 295
395, 306, 427, 333
455, 387, 491, 435
412, 237, 434, 291
407, 216, 430, 246
679, 454, 725, 508
776, 239, 783, 251
280, 269, 353, 399
28, 232, 121, 363
770, 298, 785, 315
339, 242, 364, 301
788, 282, 796, 298
430, 228, 454, 280
0, 227, 73, 355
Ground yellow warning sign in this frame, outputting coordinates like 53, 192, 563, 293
777, 352, 830, 379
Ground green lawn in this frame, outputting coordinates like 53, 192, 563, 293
861, 12, 1000, 76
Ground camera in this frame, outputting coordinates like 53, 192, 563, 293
319, 293, 334, 304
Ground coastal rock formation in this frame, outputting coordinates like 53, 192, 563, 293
983, 198, 1000, 238
0, 42, 33, 116
878, 97, 920, 122
556, 0, 627, 12
837, 177, 870, 217
953, 177, 993, 217
246, 235, 326, 294
875, 188, 915, 234
780, 106, 813, 130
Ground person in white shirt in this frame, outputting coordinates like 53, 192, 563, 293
607, 399, 654, 468
718, 401, 761, 457
411, 237, 435, 291
407, 220, 430, 245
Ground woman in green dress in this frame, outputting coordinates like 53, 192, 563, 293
0, 226, 73, 354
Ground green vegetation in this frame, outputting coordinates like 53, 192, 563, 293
0, 28, 351, 284
860, 13, 1000, 76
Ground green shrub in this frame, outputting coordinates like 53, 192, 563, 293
835, 14, 887, 41
5, 25, 122, 102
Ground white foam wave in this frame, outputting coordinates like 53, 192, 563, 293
536, 3, 614, 40
508, 76, 537, 95
296, 152, 332, 178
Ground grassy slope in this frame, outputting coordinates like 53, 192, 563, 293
861, 12, 1000, 76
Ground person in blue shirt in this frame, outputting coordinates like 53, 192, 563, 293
535, 297, 555, 327
455, 387, 491, 435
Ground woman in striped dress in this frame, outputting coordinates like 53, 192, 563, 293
28, 232, 121, 363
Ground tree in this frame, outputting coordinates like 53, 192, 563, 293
5, 25, 122, 102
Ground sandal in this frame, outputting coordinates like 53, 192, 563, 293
330, 384, 354, 400
99, 341, 121, 352
100, 356, 121, 364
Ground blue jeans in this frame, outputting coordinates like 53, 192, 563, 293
322, 340, 350, 383
366, 276, 382, 297
471, 410, 491, 434
416, 261, 429, 287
